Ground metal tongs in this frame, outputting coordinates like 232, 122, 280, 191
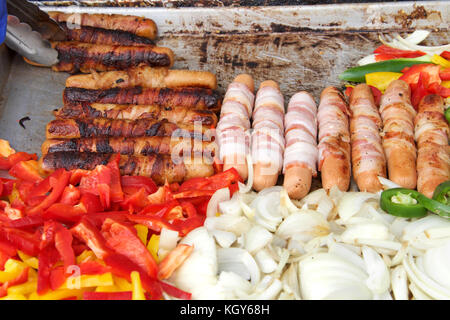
4, 0, 65, 66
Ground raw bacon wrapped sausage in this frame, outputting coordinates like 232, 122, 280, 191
283, 91, 318, 199
414, 94, 450, 198
317, 87, 351, 192
216, 74, 255, 181
252, 80, 285, 191
349, 84, 387, 193
380, 80, 417, 189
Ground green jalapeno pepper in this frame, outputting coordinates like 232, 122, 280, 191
380, 188, 427, 218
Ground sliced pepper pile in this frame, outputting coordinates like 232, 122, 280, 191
0, 140, 242, 300
341, 47, 450, 109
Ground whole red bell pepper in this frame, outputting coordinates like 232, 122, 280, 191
70, 217, 111, 260
101, 218, 158, 279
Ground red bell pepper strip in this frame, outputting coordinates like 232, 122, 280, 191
106, 154, 124, 203
171, 215, 205, 237
428, 82, 450, 97
83, 291, 132, 300
69, 169, 91, 186
121, 187, 149, 212
102, 253, 162, 299
5, 215, 44, 229
159, 280, 192, 300
121, 175, 157, 195
440, 68, 450, 81
138, 200, 179, 218
49, 266, 66, 291
373, 45, 426, 58
101, 218, 158, 279
368, 85, 382, 106
0, 152, 37, 171
8, 160, 43, 183
0, 239, 17, 256
43, 203, 86, 224
37, 245, 60, 295
0, 227, 40, 256
441, 51, 450, 60
399, 64, 441, 86
79, 165, 112, 209
411, 72, 431, 109
0, 251, 11, 271
70, 217, 111, 260
127, 215, 178, 234
79, 193, 104, 214
0, 178, 14, 197
54, 224, 75, 270
158, 244, 193, 280
27, 169, 71, 215
174, 190, 216, 199
78, 261, 110, 275
180, 201, 198, 219
60, 185, 81, 206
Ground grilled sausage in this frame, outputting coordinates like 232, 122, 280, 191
283, 91, 318, 199
59, 22, 155, 46
415, 94, 450, 198
48, 12, 158, 40
252, 80, 285, 191
217, 74, 255, 181
380, 80, 417, 189
42, 137, 218, 159
51, 41, 174, 73
317, 87, 351, 192
65, 66, 217, 90
40, 152, 214, 185
45, 118, 210, 140
63, 87, 221, 112
349, 84, 387, 192
54, 103, 218, 126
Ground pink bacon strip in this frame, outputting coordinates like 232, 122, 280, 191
317, 87, 351, 172
283, 91, 318, 175
251, 85, 285, 173
217, 81, 255, 162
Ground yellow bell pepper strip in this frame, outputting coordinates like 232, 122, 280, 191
29, 288, 87, 300
0, 293, 27, 300
157, 244, 194, 280
17, 250, 39, 270
365, 72, 403, 92
0, 259, 27, 283
130, 271, 146, 300
134, 224, 148, 245
147, 234, 160, 263
76, 250, 96, 264
7, 280, 37, 296
442, 81, 450, 89
62, 272, 114, 289
431, 54, 450, 68
113, 275, 133, 291
95, 285, 122, 293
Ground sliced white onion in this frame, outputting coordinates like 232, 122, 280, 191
204, 215, 251, 236
210, 229, 237, 248
276, 211, 330, 242
391, 265, 409, 300
280, 188, 301, 215
217, 248, 260, 286
362, 246, 390, 294
158, 228, 179, 259
255, 249, 278, 274
337, 192, 377, 222
377, 176, 401, 190
244, 225, 273, 254
340, 222, 390, 243
281, 263, 301, 300
218, 193, 242, 216
207, 187, 230, 217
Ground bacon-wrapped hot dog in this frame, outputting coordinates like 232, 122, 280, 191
252, 80, 285, 191
48, 12, 158, 40
46, 118, 209, 140
317, 87, 351, 192
54, 103, 218, 126
415, 94, 450, 198
40, 152, 214, 185
380, 80, 417, 189
42, 137, 217, 159
283, 91, 318, 199
216, 74, 255, 181
51, 41, 174, 73
63, 87, 221, 112
65, 66, 217, 90
349, 84, 387, 193
59, 23, 155, 46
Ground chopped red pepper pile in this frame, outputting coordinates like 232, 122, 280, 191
0, 143, 242, 300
